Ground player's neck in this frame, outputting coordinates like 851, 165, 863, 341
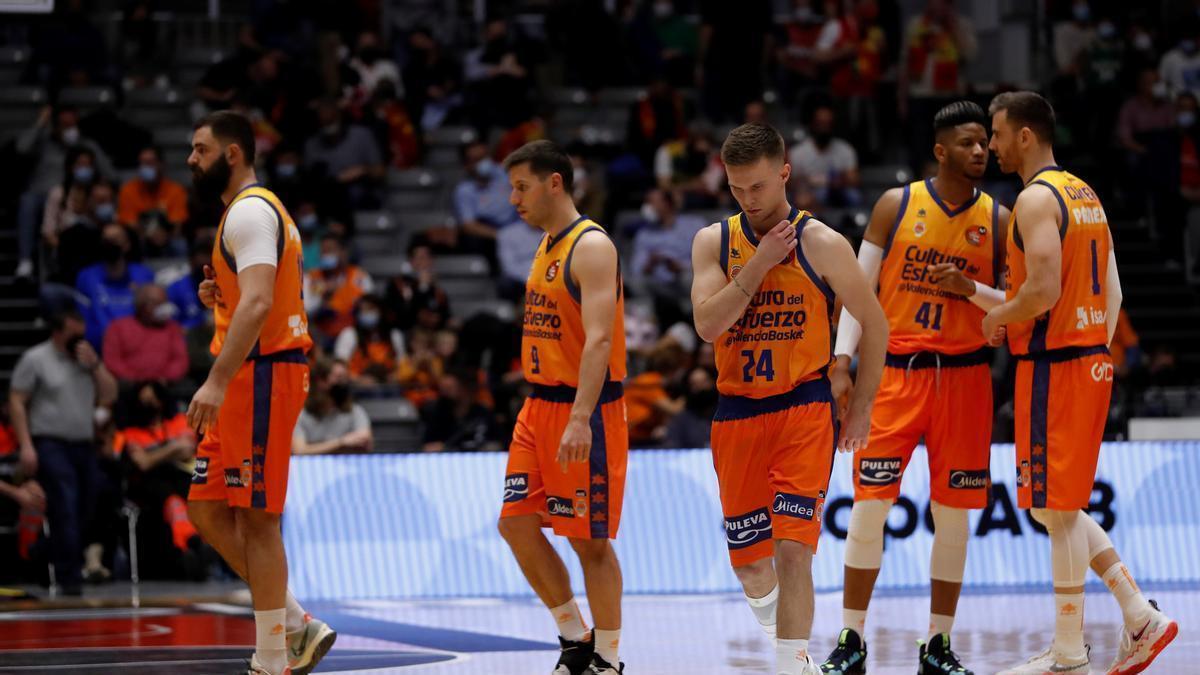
543, 203, 583, 239
1019, 149, 1058, 185
221, 168, 260, 205
748, 201, 795, 236
930, 173, 975, 206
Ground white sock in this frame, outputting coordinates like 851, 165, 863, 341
843, 607, 867, 635
1053, 593, 1087, 663
594, 628, 620, 665
254, 608, 288, 674
927, 612, 955, 641
549, 598, 589, 642
746, 585, 779, 637
775, 638, 810, 674
1101, 562, 1154, 629
285, 591, 307, 633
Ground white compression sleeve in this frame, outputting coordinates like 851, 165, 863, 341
968, 281, 1006, 311
844, 498, 890, 570
834, 241, 883, 358
1105, 249, 1122, 345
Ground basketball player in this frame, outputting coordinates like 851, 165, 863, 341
987, 92, 1177, 675
184, 111, 336, 675
691, 123, 888, 675
820, 101, 1008, 675
497, 140, 628, 675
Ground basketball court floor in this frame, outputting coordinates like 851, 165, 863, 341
1, 584, 1194, 673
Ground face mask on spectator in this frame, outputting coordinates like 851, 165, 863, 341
298, 212, 319, 231
73, 165, 95, 184
138, 164, 159, 182
653, 1, 673, 18
475, 158, 496, 177
641, 203, 658, 223
320, 253, 340, 271
329, 383, 350, 406
61, 126, 80, 145
100, 240, 124, 264
1152, 81, 1169, 99
813, 130, 833, 147
1181, 39, 1197, 55
1180, 111, 1196, 128
357, 311, 380, 328
1072, 4, 1090, 22
1134, 33, 1153, 51
151, 302, 177, 323
359, 47, 382, 65
276, 162, 298, 178
322, 123, 341, 138
94, 203, 115, 223
1097, 22, 1116, 39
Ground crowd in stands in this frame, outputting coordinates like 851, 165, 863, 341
1, 0, 1199, 587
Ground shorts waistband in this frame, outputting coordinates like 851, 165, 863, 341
1015, 344, 1109, 363
250, 348, 308, 364
529, 381, 624, 404
885, 347, 990, 370
714, 377, 833, 422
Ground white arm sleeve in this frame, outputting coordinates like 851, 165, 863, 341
1105, 249, 1122, 345
834, 240, 883, 358
968, 281, 1007, 311
222, 198, 279, 271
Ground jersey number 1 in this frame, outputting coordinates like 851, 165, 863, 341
914, 302, 944, 330
741, 349, 775, 382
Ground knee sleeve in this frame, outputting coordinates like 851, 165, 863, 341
844, 499, 890, 570
930, 502, 969, 583
1037, 508, 1089, 588
1081, 511, 1115, 561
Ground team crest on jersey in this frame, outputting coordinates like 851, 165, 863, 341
545, 259, 561, 282
730, 264, 743, 278
965, 225, 987, 246
913, 221, 926, 237
574, 489, 589, 517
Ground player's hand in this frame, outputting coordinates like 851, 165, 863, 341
754, 219, 798, 267
838, 404, 871, 453
74, 339, 100, 371
198, 265, 221, 309
829, 355, 854, 421
14, 481, 46, 512
926, 262, 975, 297
982, 308, 1006, 347
187, 377, 227, 435
556, 415, 592, 473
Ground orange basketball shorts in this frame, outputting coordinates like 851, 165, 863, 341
1015, 345, 1113, 510
854, 349, 993, 508
189, 349, 309, 514
500, 382, 628, 540
711, 377, 837, 568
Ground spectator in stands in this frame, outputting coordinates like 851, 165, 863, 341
117, 381, 207, 580
420, 369, 500, 452
267, 145, 310, 213
626, 77, 688, 169
899, 0, 978, 173
1179, 93, 1200, 203
452, 140, 522, 263
1119, 67, 1181, 259
41, 148, 103, 283
28, 0, 112, 90
293, 358, 373, 455
334, 294, 406, 387
9, 309, 118, 595
790, 103, 862, 210
1054, 1, 1096, 77
402, 27, 462, 131
664, 365, 718, 448
654, 124, 724, 208
1118, 68, 1176, 156
1109, 309, 1142, 379
630, 188, 706, 328
463, 17, 536, 132
383, 241, 451, 331
817, 0, 887, 152
304, 234, 374, 342
397, 329, 443, 408
290, 200, 324, 269
647, 0, 699, 86
76, 223, 155, 348
349, 31, 401, 103
197, 48, 284, 114
0, 409, 46, 569
304, 99, 385, 214
16, 105, 115, 278
1159, 23, 1200, 100
774, 0, 825, 104
102, 284, 188, 385
626, 339, 686, 447
117, 145, 189, 245
497, 218, 545, 299
697, 0, 773, 122
365, 81, 421, 169
166, 234, 212, 331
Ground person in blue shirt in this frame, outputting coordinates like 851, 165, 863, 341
166, 234, 213, 331
75, 223, 154, 347
452, 140, 521, 267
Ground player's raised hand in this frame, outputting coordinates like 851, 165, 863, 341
926, 262, 975, 297
830, 355, 854, 421
198, 264, 221, 309
755, 219, 798, 266
556, 415, 592, 473
838, 404, 871, 453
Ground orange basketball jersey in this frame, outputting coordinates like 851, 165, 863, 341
211, 185, 312, 357
522, 216, 626, 386
714, 209, 834, 397
1006, 166, 1111, 355
879, 179, 1001, 354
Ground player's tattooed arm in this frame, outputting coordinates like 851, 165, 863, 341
983, 185, 1062, 343
804, 221, 888, 453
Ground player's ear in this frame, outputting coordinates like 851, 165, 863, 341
780, 162, 791, 184
932, 141, 946, 163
